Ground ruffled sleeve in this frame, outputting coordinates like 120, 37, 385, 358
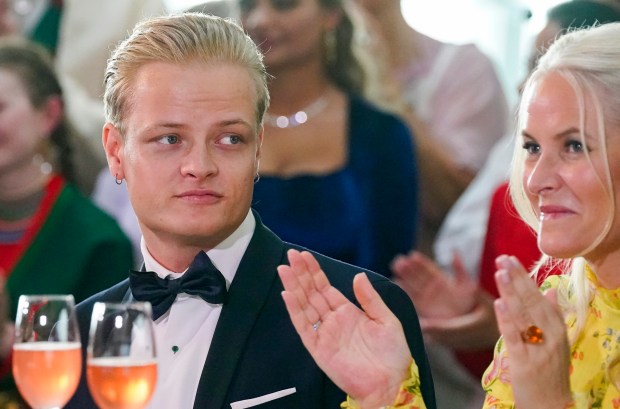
480, 336, 515, 409
341, 359, 427, 409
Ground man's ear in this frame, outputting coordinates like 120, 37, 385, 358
103, 123, 125, 179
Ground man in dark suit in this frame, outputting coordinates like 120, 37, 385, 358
66, 13, 435, 409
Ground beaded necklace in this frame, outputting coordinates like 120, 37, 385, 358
264, 94, 330, 129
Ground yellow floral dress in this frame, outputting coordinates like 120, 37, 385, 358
482, 268, 620, 408
341, 359, 427, 409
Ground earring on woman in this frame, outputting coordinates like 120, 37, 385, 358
254, 172, 260, 184
115, 174, 123, 185
33, 153, 53, 175
323, 29, 337, 66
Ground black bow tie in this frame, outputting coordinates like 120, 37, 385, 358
130, 251, 228, 320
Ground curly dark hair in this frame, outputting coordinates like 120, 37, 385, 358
0, 37, 76, 184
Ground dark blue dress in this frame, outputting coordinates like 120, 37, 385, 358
252, 97, 418, 277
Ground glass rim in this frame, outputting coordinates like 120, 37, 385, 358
87, 301, 156, 361
92, 301, 152, 310
17, 294, 76, 302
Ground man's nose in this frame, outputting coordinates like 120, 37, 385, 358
180, 144, 217, 179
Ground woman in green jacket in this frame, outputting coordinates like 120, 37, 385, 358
0, 38, 133, 406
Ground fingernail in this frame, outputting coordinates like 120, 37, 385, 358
508, 256, 519, 268
495, 255, 510, 270
494, 299, 506, 313
496, 269, 510, 284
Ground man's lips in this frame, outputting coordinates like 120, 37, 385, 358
176, 190, 223, 203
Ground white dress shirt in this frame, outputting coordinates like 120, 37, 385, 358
142, 211, 255, 409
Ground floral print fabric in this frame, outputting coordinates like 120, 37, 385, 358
482, 268, 620, 408
342, 359, 427, 409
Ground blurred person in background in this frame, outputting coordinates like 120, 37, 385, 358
238, 0, 418, 277
0, 0, 121, 196
3, 0, 166, 194
352, 0, 509, 256
0, 38, 133, 406
55, 0, 166, 155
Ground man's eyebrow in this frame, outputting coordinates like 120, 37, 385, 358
217, 118, 254, 129
140, 123, 185, 133
140, 119, 254, 133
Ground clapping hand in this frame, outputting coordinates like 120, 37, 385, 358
493, 255, 572, 408
392, 251, 499, 349
278, 250, 411, 409
392, 251, 478, 319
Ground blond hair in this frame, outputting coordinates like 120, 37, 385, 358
510, 23, 620, 340
104, 12, 270, 133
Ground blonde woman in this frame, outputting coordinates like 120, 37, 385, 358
280, 22, 620, 409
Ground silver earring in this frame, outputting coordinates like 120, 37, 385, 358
115, 174, 123, 185
254, 172, 260, 184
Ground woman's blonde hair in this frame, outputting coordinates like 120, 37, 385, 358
510, 22, 620, 340
104, 12, 270, 134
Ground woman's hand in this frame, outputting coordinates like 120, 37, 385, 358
392, 251, 478, 319
278, 249, 411, 409
493, 255, 572, 408
392, 251, 500, 349
421, 291, 499, 350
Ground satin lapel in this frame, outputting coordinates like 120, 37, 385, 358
193, 217, 286, 409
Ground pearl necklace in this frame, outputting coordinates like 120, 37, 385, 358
264, 94, 330, 129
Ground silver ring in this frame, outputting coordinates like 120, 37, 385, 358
312, 320, 321, 331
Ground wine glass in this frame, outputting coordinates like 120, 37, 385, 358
86, 302, 157, 409
12, 294, 82, 409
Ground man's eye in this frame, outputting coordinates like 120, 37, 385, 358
221, 135, 241, 145
159, 135, 179, 145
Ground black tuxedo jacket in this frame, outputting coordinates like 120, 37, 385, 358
66, 214, 436, 409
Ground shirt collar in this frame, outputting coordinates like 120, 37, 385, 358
140, 210, 256, 287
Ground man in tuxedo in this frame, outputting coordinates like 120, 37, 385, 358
66, 13, 435, 409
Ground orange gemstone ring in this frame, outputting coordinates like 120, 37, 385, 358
522, 324, 544, 344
